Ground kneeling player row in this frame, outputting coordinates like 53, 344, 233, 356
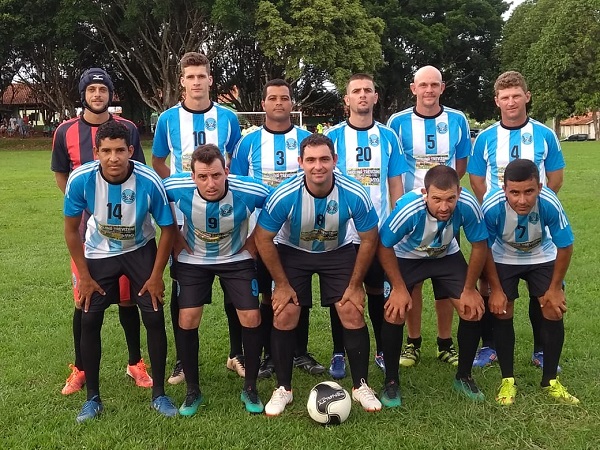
63, 123, 577, 422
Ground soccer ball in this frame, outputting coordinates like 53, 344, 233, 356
306, 381, 351, 425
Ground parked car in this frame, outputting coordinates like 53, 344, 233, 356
562, 133, 589, 141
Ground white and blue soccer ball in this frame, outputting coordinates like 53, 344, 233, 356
306, 381, 351, 425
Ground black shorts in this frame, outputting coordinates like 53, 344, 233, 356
495, 261, 554, 301
175, 259, 259, 311
256, 255, 274, 295
389, 252, 468, 300
85, 240, 160, 313
278, 244, 356, 307
354, 244, 384, 289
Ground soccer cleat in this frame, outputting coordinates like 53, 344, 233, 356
76, 395, 103, 423
227, 355, 246, 378
152, 395, 178, 417
380, 381, 402, 408
532, 351, 562, 373
374, 351, 386, 372
453, 376, 485, 402
241, 388, 264, 414
179, 391, 204, 416
126, 358, 153, 388
293, 353, 325, 375
328, 353, 346, 379
62, 364, 86, 395
399, 344, 421, 367
265, 386, 293, 416
543, 378, 579, 405
437, 345, 459, 367
352, 379, 382, 412
258, 355, 275, 379
496, 377, 517, 405
473, 347, 497, 368
168, 360, 185, 385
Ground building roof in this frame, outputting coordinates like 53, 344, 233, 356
560, 112, 593, 126
1, 83, 41, 105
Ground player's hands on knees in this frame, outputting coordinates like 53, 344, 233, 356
77, 277, 105, 313
488, 289, 508, 316
338, 284, 366, 314
139, 275, 166, 311
271, 283, 298, 317
384, 286, 412, 324
458, 287, 485, 321
539, 288, 566, 320
173, 231, 193, 260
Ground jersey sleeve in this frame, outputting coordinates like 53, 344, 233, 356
349, 186, 379, 232
386, 129, 409, 177
540, 188, 574, 248
482, 192, 502, 248
152, 112, 170, 158
51, 123, 71, 173
467, 133, 487, 176
129, 127, 146, 164
456, 115, 471, 160
149, 179, 174, 227
225, 112, 242, 156
459, 190, 488, 243
63, 170, 88, 217
257, 189, 291, 233
379, 191, 419, 248
543, 130, 566, 172
230, 135, 251, 176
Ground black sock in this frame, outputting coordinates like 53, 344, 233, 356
73, 308, 83, 370
329, 306, 345, 354
295, 306, 310, 357
81, 311, 105, 400
259, 302, 273, 356
456, 318, 481, 379
480, 296, 495, 348
407, 335, 422, 348
169, 280, 181, 361
529, 296, 544, 353
225, 302, 243, 358
344, 326, 370, 389
241, 325, 261, 390
179, 327, 200, 394
541, 318, 564, 386
141, 310, 167, 399
271, 328, 295, 390
381, 321, 404, 384
437, 337, 453, 352
367, 293, 385, 353
493, 316, 515, 379
119, 305, 142, 365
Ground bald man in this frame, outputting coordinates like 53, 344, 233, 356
387, 65, 472, 369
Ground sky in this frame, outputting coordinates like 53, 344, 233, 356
504, 0, 526, 19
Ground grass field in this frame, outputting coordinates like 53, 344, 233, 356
1, 138, 599, 449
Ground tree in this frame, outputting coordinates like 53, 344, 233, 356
501, 0, 600, 137
364, 0, 508, 122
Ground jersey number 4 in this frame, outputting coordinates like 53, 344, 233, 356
107, 202, 122, 219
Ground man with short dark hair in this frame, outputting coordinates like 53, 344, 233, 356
52, 68, 151, 395
163, 144, 271, 415
64, 121, 177, 422
255, 133, 382, 416
152, 52, 244, 384
377, 165, 489, 407
482, 159, 578, 405
230, 79, 325, 378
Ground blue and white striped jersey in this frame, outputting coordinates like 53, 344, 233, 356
387, 106, 471, 191
258, 172, 379, 253
152, 101, 241, 174
380, 188, 487, 259
230, 124, 310, 186
163, 173, 271, 264
467, 118, 565, 195
324, 121, 408, 224
482, 187, 574, 265
64, 160, 173, 259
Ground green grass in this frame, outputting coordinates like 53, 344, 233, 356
1, 142, 599, 449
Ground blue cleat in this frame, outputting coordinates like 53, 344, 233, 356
152, 395, 178, 417
76, 395, 103, 423
472, 346, 497, 368
329, 353, 346, 379
532, 351, 561, 373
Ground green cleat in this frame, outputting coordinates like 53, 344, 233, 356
437, 345, 459, 367
241, 388, 264, 414
380, 381, 402, 408
399, 344, 421, 367
179, 391, 204, 416
453, 376, 485, 402
496, 377, 517, 405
